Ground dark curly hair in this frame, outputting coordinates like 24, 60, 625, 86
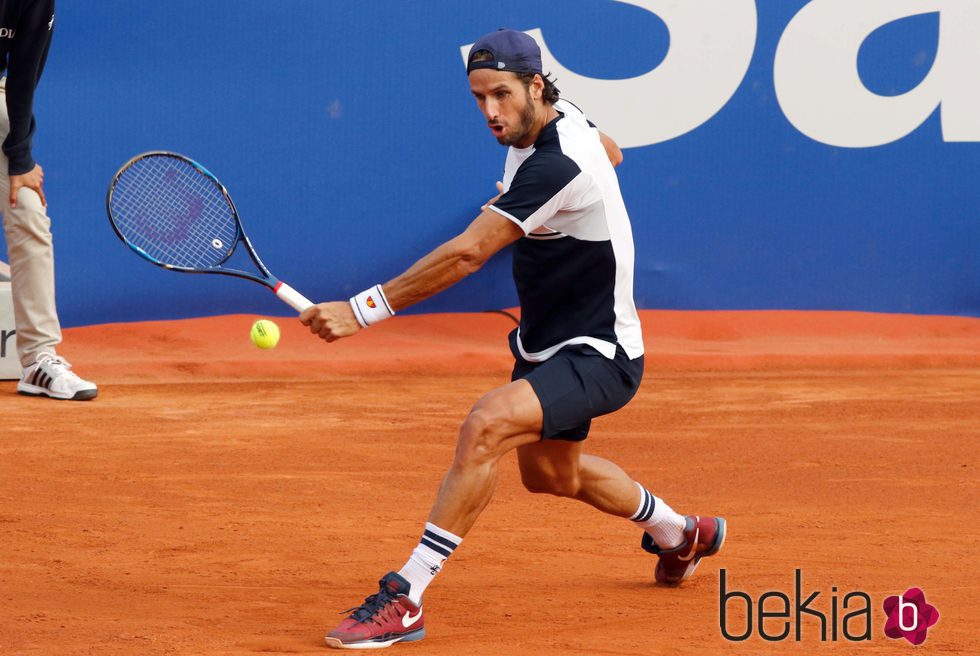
469, 49, 560, 105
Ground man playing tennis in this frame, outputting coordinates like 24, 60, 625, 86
302, 28, 726, 650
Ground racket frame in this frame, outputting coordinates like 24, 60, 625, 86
106, 151, 312, 312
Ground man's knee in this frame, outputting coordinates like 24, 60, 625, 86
454, 404, 511, 468
4, 197, 51, 242
453, 382, 542, 470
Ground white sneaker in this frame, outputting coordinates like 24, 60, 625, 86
17, 352, 98, 401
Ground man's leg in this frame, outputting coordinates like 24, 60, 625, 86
427, 378, 543, 535
518, 440, 689, 542
517, 439, 726, 585
394, 379, 543, 603
2, 186, 98, 400
517, 439, 640, 516
2, 190, 62, 366
0, 85, 62, 367
325, 379, 545, 650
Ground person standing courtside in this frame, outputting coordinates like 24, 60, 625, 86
0, 0, 96, 400
301, 29, 725, 649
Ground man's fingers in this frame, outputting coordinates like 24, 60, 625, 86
481, 181, 504, 210
309, 316, 338, 340
299, 308, 315, 325
298, 305, 350, 342
7, 182, 47, 208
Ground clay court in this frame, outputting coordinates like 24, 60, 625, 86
1, 310, 977, 655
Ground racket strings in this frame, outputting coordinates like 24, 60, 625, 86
109, 156, 239, 269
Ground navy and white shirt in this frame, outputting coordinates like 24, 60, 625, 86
489, 99, 644, 363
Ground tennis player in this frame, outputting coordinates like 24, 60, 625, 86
301, 28, 726, 649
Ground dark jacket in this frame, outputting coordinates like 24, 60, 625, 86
0, 0, 53, 175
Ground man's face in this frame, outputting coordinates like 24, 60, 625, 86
468, 69, 538, 148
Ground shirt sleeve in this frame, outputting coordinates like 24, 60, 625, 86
489, 152, 583, 234
3, 0, 54, 175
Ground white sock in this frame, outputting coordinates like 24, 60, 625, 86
629, 483, 687, 549
397, 522, 462, 605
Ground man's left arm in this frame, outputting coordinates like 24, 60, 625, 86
598, 131, 623, 168
300, 208, 523, 342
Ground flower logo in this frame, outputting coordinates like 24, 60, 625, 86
882, 587, 939, 645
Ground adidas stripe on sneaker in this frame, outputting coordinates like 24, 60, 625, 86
17, 352, 98, 401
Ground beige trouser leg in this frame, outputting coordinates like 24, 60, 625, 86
0, 79, 62, 367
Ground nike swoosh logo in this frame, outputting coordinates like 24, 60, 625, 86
402, 609, 422, 628
677, 525, 700, 562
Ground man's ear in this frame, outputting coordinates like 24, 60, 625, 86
533, 74, 545, 101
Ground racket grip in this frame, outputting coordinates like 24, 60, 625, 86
274, 281, 314, 313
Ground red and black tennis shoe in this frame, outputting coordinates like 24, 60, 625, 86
642, 514, 727, 584
325, 572, 424, 649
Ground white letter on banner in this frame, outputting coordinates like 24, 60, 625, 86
460, 1, 757, 148
774, 0, 980, 148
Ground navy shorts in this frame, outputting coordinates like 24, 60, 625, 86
510, 341, 644, 442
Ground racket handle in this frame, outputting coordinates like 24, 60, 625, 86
274, 281, 314, 313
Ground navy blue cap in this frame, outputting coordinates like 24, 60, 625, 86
467, 29, 542, 75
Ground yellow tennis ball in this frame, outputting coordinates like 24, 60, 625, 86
250, 319, 280, 349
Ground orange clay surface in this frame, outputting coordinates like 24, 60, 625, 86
1, 310, 978, 655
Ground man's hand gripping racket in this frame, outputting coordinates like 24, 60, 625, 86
106, 151, 313, 312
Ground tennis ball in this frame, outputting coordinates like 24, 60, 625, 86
250, 319, 280, 349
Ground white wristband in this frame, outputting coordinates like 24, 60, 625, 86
349, 284, 395, 328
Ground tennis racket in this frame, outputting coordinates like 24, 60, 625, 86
106, 151, 312, 312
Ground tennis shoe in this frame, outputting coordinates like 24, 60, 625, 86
325, 572, 424, 649
17, 352, 98, 401
642, 514, 726, 585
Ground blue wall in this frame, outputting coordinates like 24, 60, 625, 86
7, 0, 978, 326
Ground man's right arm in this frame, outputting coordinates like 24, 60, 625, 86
300, 209, 524, 342
383, 209, 522, 310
